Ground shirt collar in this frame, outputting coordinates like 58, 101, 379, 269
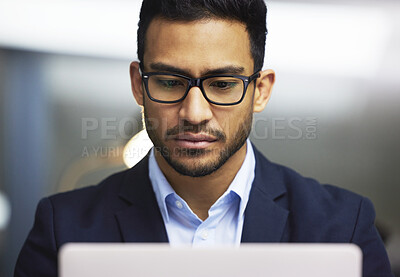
148, 139, 256, 222
225, 139, 255, 217
148, 149, 175, 222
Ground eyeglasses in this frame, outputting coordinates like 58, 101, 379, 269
141, 71, 261, 106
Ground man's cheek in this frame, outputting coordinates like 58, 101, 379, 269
145, 116, 160, 132
220, 117, 234, 138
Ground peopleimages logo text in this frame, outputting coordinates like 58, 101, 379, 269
81, 116, 318, 141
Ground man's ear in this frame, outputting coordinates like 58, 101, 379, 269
253, 69, 275, 113
129, 61, 144, 106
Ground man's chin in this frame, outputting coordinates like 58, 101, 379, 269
166, 160, 218, 178
160, 150, 220, 177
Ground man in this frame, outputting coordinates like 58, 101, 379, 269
15, 0, 393, 276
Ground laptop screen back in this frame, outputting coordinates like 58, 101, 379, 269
59, 243, 362, 277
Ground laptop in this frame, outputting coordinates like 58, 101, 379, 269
59, 243, 362, 277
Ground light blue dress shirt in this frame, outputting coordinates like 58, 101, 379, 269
148, 139, 256, 247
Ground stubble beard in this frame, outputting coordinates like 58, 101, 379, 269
143, 105, 253, 178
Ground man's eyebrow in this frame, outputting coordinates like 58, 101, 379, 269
149, 63, 188, 75
204, 66, 245, 76
149, 63, 245, 76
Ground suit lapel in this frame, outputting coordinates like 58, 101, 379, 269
115, 154, 168, 242
241, 146, 289, 242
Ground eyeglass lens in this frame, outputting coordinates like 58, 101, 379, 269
147, 74, 245, 104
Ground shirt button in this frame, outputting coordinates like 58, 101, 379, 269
175, 200, 183, 209
201, 229, 209, 240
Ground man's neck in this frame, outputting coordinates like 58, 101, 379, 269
154, 142, 248, 221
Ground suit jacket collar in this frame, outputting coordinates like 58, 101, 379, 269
115, 144, 289, 243
241, 146, 289, 242
116, 152, 168, 242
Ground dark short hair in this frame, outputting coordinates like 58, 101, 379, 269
137, 0, 268, 71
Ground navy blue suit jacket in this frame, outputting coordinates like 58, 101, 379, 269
15, 147, 393, 276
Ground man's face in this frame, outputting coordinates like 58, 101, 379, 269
139, 18, 258, 177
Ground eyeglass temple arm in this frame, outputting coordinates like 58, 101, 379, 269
250, 70, 261, 81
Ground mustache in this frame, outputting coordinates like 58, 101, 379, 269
165, 122, 226, 142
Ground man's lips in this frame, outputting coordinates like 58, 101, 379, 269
174, 133, 217, 142
170, 133, 218, 148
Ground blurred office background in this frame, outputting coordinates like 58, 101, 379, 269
0, 0, 399, 276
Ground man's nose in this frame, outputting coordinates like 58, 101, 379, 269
178, 86, 213, 125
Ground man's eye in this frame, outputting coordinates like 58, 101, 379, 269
157, 79, 183, 89
210, 81, 239, 90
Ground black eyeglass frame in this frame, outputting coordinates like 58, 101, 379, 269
141, 70, 261, 106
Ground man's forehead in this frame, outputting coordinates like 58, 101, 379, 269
144, 17, 248, 42
142, 17, 254, 75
